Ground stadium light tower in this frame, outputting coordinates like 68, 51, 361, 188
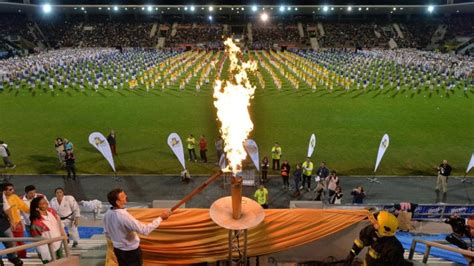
260, 12, 268, 22
252, 5, 257, 12
427, 5, 435, 13
42, 3, 52, 14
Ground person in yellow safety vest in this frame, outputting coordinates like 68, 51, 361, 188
186, 134, 197, 162
344, 211, 413, 266
254, 185, 269, 209
271, 142, 282, 170
301, 158, 314, 192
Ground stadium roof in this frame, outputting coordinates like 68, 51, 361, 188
1, 0, 473, 15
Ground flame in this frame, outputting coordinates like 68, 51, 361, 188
214, 38, 257, 174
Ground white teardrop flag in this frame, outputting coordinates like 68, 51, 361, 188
466, 153, 474, 174
244, 139, 260, 171
88, 132, 116, 172
219, 153, 227, 171
167, 133, 186, 170
374, 134, 390, 173
307, 133, 316, 158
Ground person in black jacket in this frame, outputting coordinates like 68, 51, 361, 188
345, 211, 413, 266
107, 130, 117, 156
435, 159, 452, 203
65, 150, 76, 180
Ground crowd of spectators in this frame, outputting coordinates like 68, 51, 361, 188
166, 24, 224, 49
0, 14, 36, 43
40, 20, 157, 48
0, 14, 472, 51
316, 22, 380, 48
252, 24, 301, 49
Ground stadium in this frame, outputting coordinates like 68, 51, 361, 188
0, 0, 473, 265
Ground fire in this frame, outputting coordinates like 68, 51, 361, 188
214, 38, 257, 174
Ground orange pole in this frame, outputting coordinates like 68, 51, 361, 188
170, 171, 223, 212
231, 175, 243, 219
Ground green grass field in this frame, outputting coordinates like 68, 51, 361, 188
1, 51, 473, 176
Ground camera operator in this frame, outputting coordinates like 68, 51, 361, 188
444, 214, 471, 250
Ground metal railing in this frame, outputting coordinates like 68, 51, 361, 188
408, 238, 474, 264
0, 236, 70, 262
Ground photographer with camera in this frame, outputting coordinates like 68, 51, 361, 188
435, 159, 452, 203
445, 214, 471, 250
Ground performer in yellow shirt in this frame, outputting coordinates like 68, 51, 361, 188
4, 183, 29, 258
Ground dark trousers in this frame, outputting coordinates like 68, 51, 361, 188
2, 157, 13, 167
302, 174, 311, 189
200, 149, 207, 163
110, 144, 117, 156
272, 159, 280, 170
113, 247, 142, 266
188, 149, 197, 161
66, 164, 76, 179
0, 228, 21, 261
282, 176, 289, 187
261, 170, 268, 182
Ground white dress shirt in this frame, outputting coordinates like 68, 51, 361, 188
103, 208, 162, 251
21, 193, 48, 226
50, 195, 80, 220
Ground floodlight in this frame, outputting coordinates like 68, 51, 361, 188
260, 12, 268, 22
209, 6, 214, 11
107, 7, 110, 10
241, 7, 245, 11
393, 7, 396, 11
400, 7, 404, 10
322, 6, 329, 12
427, 5, 434, 13
287, 6, 291, 11
147, 6, 153, 12
42, 4, 52, 13
366, 7, 369, 10
358, 7, 361, 11
113, 6, 118, 11
252, 5, 257, 12
98, 7, 102, 10
347, 6, 352, 11
190, 6, 195, 11
331, 7, 334, 10
279, 6, 285, 12
81, 7, 84, 10
208, 15, 213, 21
141, 7, 145, 10
295, 7, 298, 11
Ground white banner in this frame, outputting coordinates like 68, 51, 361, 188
307, 134, 316, 158
88, 132, 116, 172
374, 134, 390, 173
467, 153, 474, 174
219, 153, 227, 171
167, 133, 186, 170
244, 139, 260, 171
